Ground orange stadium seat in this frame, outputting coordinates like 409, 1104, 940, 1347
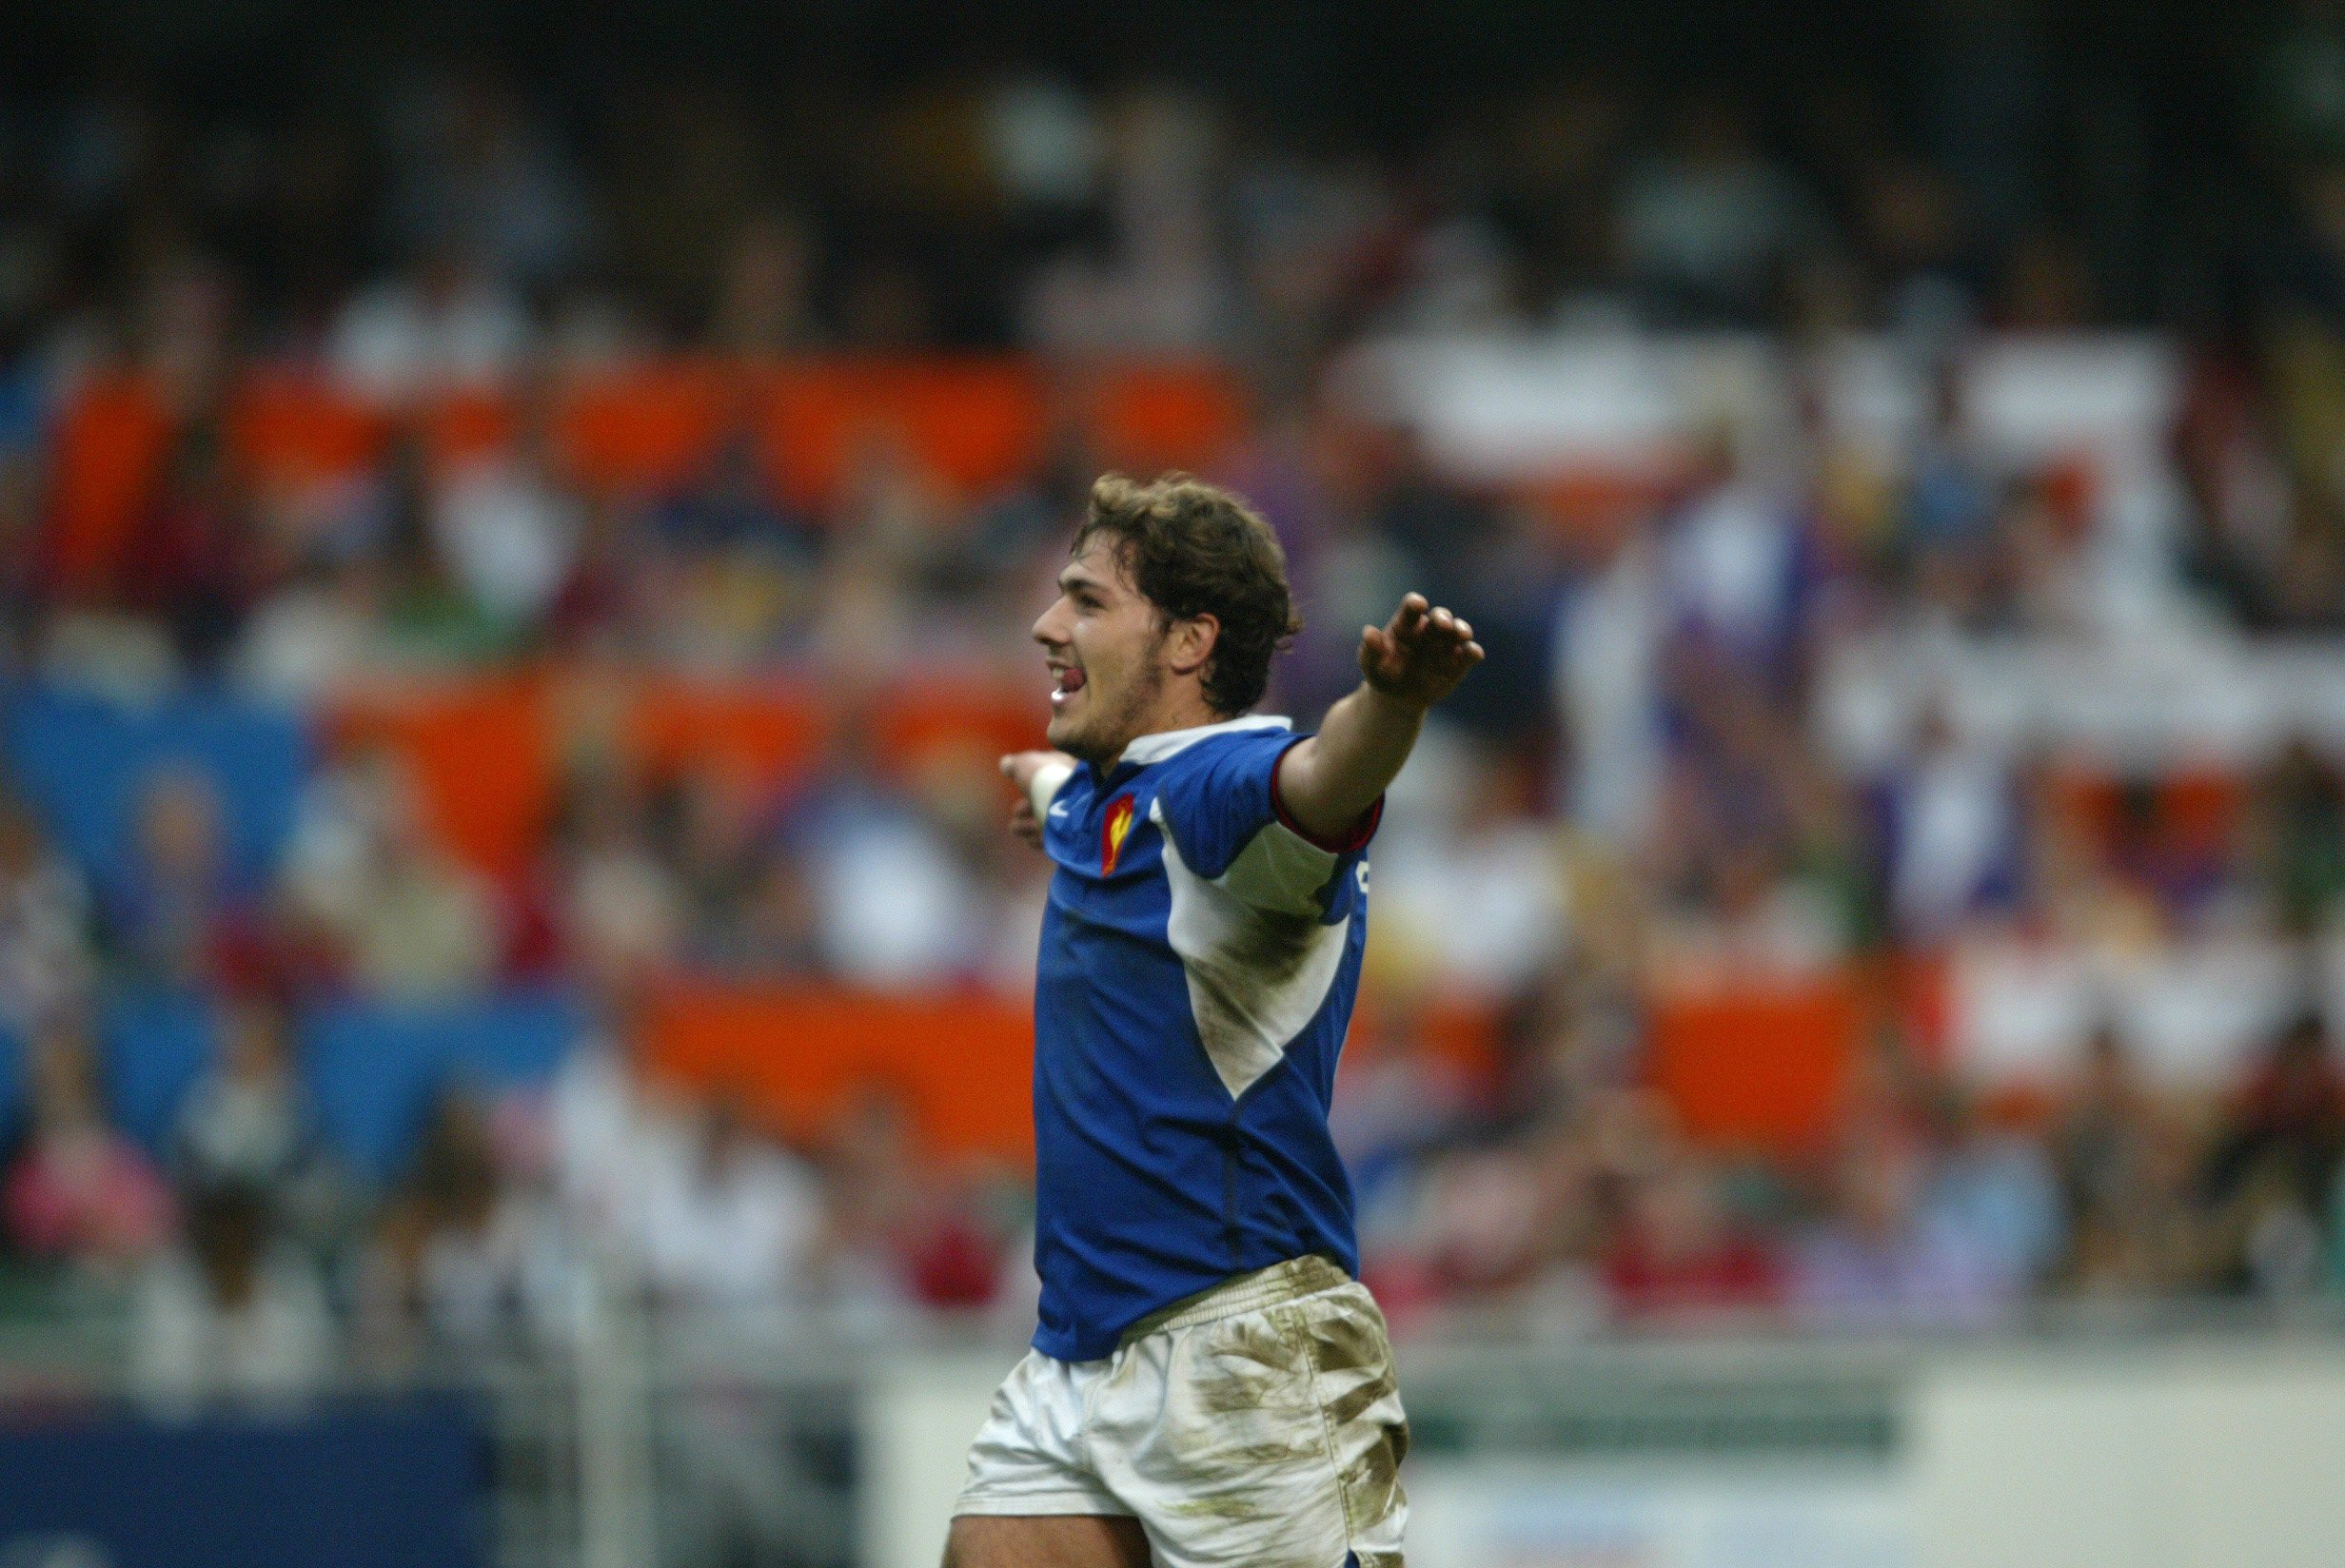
325, 672, 558, 883
625, 673, 830, 791
872, 671, 1048, 773
1085, 362, 1244, 475
757, 358, 1049, 510
419, 386, 519, 473
46, 372, 174, 594
640, 980, 1499, 1166
555, 360, 731, 496
227, 373, 391, 490
1339, 990, 1501, 1086
1647, 971, 1859, 1154
2161, 767, 2244, 853
642, 982, 1037, 1161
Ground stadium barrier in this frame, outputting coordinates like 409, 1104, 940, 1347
861, 1330, 2345, 1568
5, 1272, 2342, 1568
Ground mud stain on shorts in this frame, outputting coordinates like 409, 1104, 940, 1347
1165, 1491, 1267, 1522
1301, 1291, 1411, 1540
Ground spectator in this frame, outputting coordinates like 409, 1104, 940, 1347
816, 1086, 1008, 1323
360, 1093, 568, 1363
122, 419, 266, 676
638, 1096, 822, 1328
653, 1094, 846, 1568
326, 245, 531, 402
170, 995, 341, 1244
1870, 704, 2022, 943
429, 418, 581, 632
108, 768, 247, 990
545, 495, 660, 657
2203, 1009, 2345, 1293
2055, 1029, 2207, 1294
1899, 372, 2000, 625
2249, 737, 2345, 935
1330, 1001, 1480, 1229
1552, 514, 1667, 849
0, 792, 92, 1039
285, 751, 499, 999
542, 984, 683, 1244
1662, 427, 1812, 683
651, 427, 816, 564
1374, 741, 1570, 994
3, 1016, 173, 1275
1920, 1091, 2066, 1296
1617, 99, 1820, 323
709, 213, 818, 356
548, 759, 682, 983
1855, 157, 1980, 344
129, 1181, 334, 1412
784, 732, 988, 987
232, 552, 389, 702
1789, 1125, 2005, 1329
1602, 1156, 1783, 1322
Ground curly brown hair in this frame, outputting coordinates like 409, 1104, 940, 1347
1074, 473, 1303, 717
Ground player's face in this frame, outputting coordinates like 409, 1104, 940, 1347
1034, 540, 1169, 765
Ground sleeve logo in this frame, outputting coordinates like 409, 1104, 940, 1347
1100, 792, 1138, 875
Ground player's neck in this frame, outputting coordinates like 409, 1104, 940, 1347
1098, 689, 1225, 770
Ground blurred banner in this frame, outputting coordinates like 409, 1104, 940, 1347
1406, 1465, 1911, 1568
0, 1398, 487, 1568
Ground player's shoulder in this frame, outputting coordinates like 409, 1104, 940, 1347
1126, 714, 1299, 778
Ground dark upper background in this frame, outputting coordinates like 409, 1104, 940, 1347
0, 0, 2309, 343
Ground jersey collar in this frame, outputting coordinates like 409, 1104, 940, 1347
1113, 713, 1291, 770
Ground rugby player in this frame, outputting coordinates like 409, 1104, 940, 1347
944, 474, 1481, 1568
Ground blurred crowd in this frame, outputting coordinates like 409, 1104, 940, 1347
9, 20, 2345, 1436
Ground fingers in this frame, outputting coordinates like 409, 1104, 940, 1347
1392, 598, 1477, 655
1426, 605, 1470, 641
1386, 594, 1429, 643
1372, 595, 1485, 698
1390, 596, 1478, 649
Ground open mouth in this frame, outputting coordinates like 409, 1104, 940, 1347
1049, 663, 1086, 710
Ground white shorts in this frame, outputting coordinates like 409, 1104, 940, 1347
953, 1255, 1409, 1568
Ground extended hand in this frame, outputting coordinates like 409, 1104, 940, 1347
1000, 750, 1076, 851
1358, 594, 1484, 709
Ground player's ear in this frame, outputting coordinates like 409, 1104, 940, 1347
1165, 612, 1219, 678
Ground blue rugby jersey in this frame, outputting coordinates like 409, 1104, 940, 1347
1027, 714, 1380, 1362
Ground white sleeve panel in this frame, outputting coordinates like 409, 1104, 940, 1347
1153, 799, 1350, 1100
1214, 820, 1342, 915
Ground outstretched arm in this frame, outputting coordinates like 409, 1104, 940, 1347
1275, 593, 1483, 844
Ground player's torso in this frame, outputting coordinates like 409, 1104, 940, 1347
1025, 724, 1372, 1358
